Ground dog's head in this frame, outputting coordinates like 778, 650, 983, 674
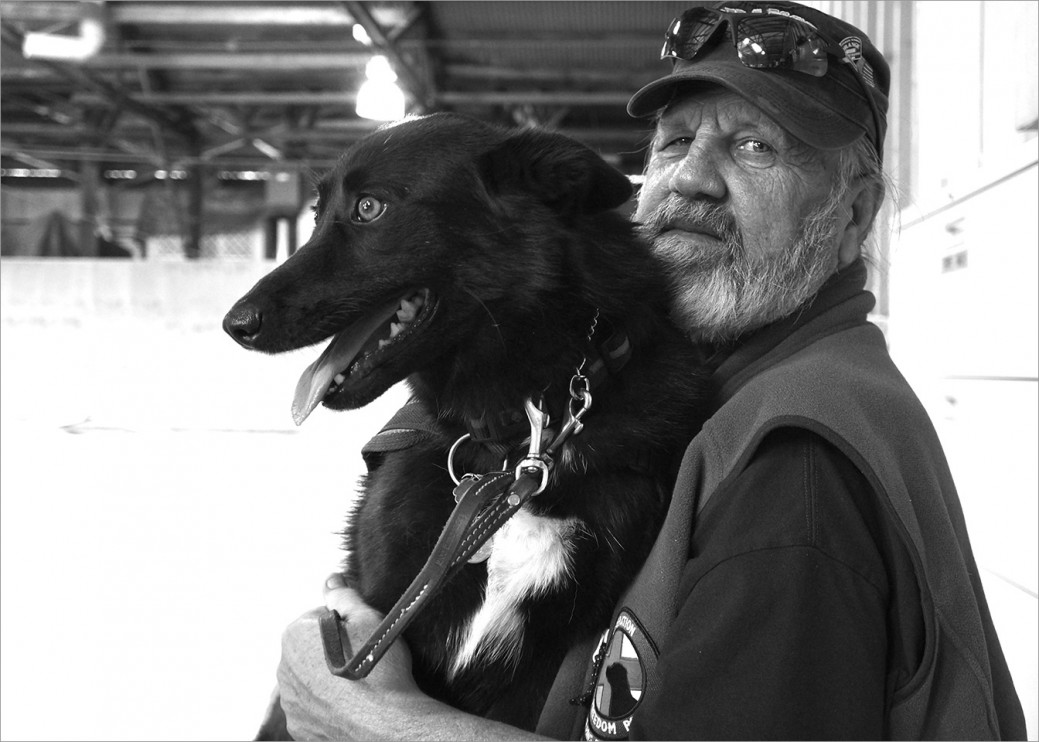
223, 113, 636, 424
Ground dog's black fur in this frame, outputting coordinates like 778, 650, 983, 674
225, 113, 709, 730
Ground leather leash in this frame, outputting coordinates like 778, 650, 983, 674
321, 391, 589, 680
320, 468, 540, 680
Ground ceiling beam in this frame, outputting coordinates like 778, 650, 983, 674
72, 91, 358, 106
0, 123, 81, 136
1, 120, 644, 168
84, 51, 370, 70
1, 122, 637, 147
0, 2, 406, 27
28, 51, 655, 78
0, 119, 382, 142
445, 63, 649, 86
0, 143, 341, 170
71, 90, 632, 107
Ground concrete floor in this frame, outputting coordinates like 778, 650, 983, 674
0, 314, 410, 740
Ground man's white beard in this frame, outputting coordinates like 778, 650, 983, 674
639, 187, 848, 344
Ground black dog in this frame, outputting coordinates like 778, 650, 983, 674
224, 113, 708, 729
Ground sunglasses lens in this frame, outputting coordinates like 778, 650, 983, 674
662, 9, 724, 60
734, 17, 830, 76
733, 17, 800, 67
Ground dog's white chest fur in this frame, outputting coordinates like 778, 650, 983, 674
449, 509, 581, 677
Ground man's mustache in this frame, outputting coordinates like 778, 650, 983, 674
639, 195, 740, 243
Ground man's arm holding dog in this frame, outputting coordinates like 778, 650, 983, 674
275, 576, 548, 741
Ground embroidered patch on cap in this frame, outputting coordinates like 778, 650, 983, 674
840, 35, 876, 88
584, 609, 658, 741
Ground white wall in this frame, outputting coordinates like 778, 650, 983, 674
885, 4, 1039, 735
888, 156, 1038, 739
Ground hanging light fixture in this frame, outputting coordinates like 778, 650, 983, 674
22, 1, 105, 62
352, 24, 372, 45
356, 55, 406, 122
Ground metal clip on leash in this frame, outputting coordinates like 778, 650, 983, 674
553, 372, 592, 448
514, 397, 552, 497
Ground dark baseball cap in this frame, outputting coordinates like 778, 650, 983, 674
628, 1, 889, 160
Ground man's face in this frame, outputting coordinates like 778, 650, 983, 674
634, 88, 850, 343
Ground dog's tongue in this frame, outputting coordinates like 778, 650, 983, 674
291, 298, 401, 426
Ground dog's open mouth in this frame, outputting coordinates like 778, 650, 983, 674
291, 289, 434, 425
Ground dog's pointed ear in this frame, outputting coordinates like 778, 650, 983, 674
478, 129, 633, 214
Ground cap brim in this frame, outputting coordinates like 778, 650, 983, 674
628, 59, 868, 151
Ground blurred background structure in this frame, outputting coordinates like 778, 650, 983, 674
1, 2, 1036, 739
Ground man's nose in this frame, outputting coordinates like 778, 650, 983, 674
668, 142, 726, 202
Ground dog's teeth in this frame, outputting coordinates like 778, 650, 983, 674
333, 373, 345, 385
378, 339, 391, 349
397, 299, 418, 323
390, 322, 403, 337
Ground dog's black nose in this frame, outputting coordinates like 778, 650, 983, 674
223, 301, 263, 347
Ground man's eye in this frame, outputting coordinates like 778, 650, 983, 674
660, 136, 693, 152
352, 194, 387, 223
737, 139, 774, 155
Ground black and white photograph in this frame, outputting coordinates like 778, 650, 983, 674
1, 2, 1035, 739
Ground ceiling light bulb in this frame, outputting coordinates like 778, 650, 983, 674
22, 1, 105, 61
365, 55, 397, 82
352, 24, 372, 45
356, 78, 406, 121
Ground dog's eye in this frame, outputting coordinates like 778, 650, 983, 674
352, 194, 386, 223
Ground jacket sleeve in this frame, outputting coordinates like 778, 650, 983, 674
630, 428, 902, 741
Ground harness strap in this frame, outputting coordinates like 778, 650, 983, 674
360, 396, 438, 469
320, 469, 542, 680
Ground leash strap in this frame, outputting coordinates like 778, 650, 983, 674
320, 469, 541, 680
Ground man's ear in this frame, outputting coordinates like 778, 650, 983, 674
837, 176, 882, 267
478, 128, 632, 214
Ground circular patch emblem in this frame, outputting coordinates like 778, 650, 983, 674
584, 610, 657, 741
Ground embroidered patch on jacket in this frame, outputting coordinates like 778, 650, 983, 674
584, 609, 657, 741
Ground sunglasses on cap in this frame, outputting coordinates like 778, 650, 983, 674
661, 6, 883, 155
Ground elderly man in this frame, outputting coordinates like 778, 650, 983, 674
265, 2, 1026, 739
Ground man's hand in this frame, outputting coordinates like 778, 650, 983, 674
275, 574, 421, 740
272, 574, 548, 741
